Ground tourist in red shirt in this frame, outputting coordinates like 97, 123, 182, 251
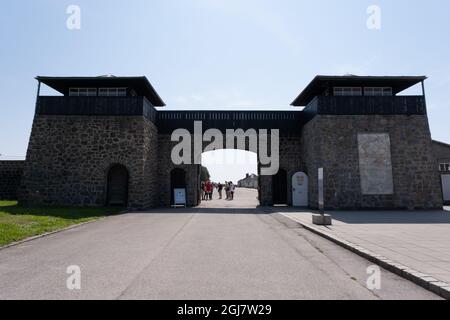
205, 180, 213, 201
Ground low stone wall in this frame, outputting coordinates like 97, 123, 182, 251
0, 161, 24, 200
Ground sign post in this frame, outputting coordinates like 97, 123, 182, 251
312, 167, 332, 225
318, 168, 324, 215
173, 188, 186, 208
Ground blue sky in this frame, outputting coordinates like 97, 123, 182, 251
1, 0, 449, 182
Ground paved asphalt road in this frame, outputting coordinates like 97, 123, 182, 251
0, 189, 440, 299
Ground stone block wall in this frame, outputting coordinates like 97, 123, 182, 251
17, 111, 442, 210
0, 161, 24, 200
157, 134, 200, 207
142, 117, 160, 208
19, 115, 159, 208
259, 135, 304, 206
301, 114, 443, 209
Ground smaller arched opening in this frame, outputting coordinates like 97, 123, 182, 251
272, 168, 287, 205
107, 164, 129, 206
170, 168, 187, 205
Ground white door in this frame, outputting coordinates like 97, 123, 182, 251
292, 172, 308, 207
442, 174, 450, 202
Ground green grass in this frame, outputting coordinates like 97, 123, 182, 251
0, 201, 124, 247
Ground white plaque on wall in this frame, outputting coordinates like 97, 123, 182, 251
357, 133, 394, 195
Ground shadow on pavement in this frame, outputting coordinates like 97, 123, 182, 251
129, 206, 272, 215
273, 207, 450, 224
130, 205, 450, 223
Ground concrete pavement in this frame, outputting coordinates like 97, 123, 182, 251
0, 189, 440, 299
279, 208, 450, 295
198, 187, 260, 209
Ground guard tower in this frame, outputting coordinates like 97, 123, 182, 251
291, 75, 442, 209
20, 76, 165, 208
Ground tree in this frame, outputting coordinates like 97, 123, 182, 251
200, 166, 210, 182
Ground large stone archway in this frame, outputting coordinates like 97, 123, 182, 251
156, 113, 305, 207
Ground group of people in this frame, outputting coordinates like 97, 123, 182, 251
201, 180, 236, 201
218, 181, 236, 200
201, 180, 214, 200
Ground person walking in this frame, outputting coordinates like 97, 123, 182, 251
225, 181, 230, 200
205, 180, 213, 201
218, 182, 223, 199
201, 181, 206, 201
229, 182, 235, 200
208, 181, 214, 200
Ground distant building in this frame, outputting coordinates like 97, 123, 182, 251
238, 173, 258, 189
432, 140, 450, 204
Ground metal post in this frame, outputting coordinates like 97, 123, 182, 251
318, 168, 324, 215
312, 167, 331, 225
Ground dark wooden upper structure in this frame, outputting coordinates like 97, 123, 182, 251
36, 76, 166, 107
291, 75, 427, 106
35, 75, 429, 134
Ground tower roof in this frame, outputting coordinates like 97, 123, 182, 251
36, 75, 166, 107
291, 75, 427, 106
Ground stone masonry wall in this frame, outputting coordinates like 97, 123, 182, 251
259, 135, 304, 206
142, 117, 160, 208
301, 114, 443, 209
157, 134, 200, 207
18, 112, 441, 210
19, 115, 159, 208
0, 161, 24, 200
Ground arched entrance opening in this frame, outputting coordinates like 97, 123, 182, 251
272, 168, 287, 205
107, 164, 129, 206
170, 168, 186, 205
200, 149, 259, 208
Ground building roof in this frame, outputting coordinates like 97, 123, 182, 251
291, 75, 427, 107
238, 174, 258, 181
432, 140, 450, 149
36, 76, 166, 107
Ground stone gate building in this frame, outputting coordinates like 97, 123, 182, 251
7, 75, 445, 209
